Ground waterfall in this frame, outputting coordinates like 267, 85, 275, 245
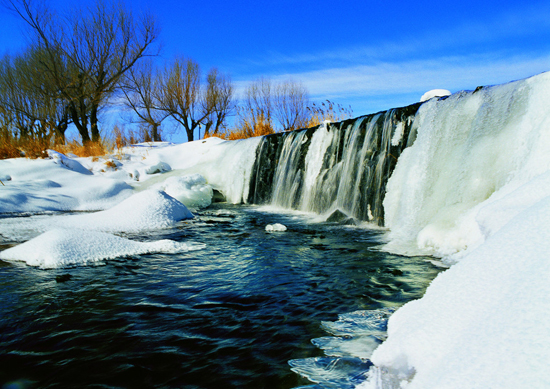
247, 103, 421, 225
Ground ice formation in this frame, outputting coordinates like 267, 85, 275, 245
359, 72, 550, 388
265, 223, 287, 232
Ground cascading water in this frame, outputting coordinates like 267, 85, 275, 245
247, 103, 421, 225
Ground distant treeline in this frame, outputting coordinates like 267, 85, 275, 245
0, 0, 352, 157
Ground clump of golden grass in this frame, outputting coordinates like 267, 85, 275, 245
0, 136, 50, 159
206, 113, 275, 141
52, 140, 107, 158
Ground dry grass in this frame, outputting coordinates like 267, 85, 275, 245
0, 136, 49, 159
306, 100, 354, 128
207, 114, 276, 141
113, 124, 154, 149
204, 100, 354, 141
0, 134, 108, 160
0, 123, 155, 161
52, 140, 107, 158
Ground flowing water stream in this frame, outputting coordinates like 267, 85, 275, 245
0, 204, 440, 388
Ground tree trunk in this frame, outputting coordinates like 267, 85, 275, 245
150, 123, 158, 141
90, 104, 100, 143
70, 104, 91, 144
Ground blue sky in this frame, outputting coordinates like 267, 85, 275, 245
2, 0, 550, 140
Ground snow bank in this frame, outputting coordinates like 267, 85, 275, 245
62, 189, 193, 233
0, 228, 204, 268
360, 194, 550, 389
0, 158, 133, 213
177, 137, 262, 203
361, 72, 550, 388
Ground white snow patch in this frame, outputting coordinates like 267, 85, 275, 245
419, 89, 451, 102
145, 161, 171, 175
47, 150, 93, 175
0, 228, 204, 268
361, 194, 550, 389
61, 189, 193, 233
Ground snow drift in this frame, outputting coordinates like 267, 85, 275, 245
0, 228, 204, 268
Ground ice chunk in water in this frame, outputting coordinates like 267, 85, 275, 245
289, 356, 372, 389
289, 308, 395, 388
265, 223, 287, 232
312, 335, 383, 359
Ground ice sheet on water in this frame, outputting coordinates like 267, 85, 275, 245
289, 357, 372, 389
321, 308, 394, 338
290, 308, 395, 388
312, 335, 383, 360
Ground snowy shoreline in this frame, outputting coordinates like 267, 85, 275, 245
2, 72, 550, 388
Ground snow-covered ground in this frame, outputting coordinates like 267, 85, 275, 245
1, 71, 550, 388
0, 136, 260, 268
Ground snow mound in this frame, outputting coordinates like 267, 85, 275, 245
265, 223, 287, 232
145, 161, 171, 175
0, 228, 204, 268
64, 189, 193, 232
47, 150, 93, 175
419, 89, 451, 102
153, 174, 213, 209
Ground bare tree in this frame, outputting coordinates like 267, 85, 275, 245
120, 58, 166, 141
273, 79, 310, 131
0, 48, 69, 143
157, 57, 234, 142
4, 0, 160, 144
240, 77, 274, 131
202, 68, 234, 137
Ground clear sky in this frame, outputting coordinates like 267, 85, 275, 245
1, 0, 550, 139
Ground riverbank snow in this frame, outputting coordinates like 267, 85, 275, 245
360, 72, 550, 388
0, 136, 260, 267
0, 228, 204, 268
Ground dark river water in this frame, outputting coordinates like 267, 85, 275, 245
0, 204, 440, 389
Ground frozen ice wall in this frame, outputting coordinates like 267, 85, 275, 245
248, 104, 421, 224
383, 72, 550, 258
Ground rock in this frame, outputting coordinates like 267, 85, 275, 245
326, 209, 349, 223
